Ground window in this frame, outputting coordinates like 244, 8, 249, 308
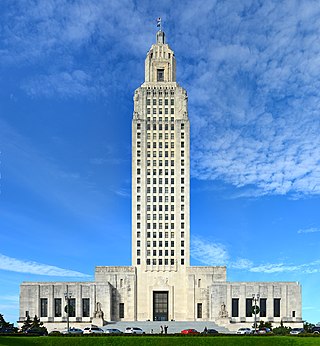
40, 298, 48, 317
181, 259, 184, 265
157, 69, 164, 82
274, 298, 281, 317
119, 303, 124, 318
197, 303, 202, 318
260, 298, 267, 317
54, 298, 61, 317
246, 298, 253, 317
82, 298, 90, 317
292, 311, 296, 317
198, 279, 201, 288
232, 298, 239, 317
68, 298, 76, 317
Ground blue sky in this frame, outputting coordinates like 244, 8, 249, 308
1, 0, 320, 325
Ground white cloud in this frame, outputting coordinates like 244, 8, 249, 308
2, 1, 320, 196
298, 228, 320, 234
191, 237, 320, 274
0, 254, 90, 277
191, 236, 229, 266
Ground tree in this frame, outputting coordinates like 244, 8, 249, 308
0, 314, 10, 329
304, 321, 315, 333
273, 320, 291, 335
20, 315, 32, 332
253, 320, 273, 330
0, 313, 18, 333
21, 315, 47, 335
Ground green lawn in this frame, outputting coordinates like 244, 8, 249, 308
1, 336, 320, 346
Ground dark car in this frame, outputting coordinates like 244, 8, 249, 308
312, 326, 320, 334
207, 329, 219, 334
0, 327, 16, 334
25, 328, 48, 336
181, 329, 199, 335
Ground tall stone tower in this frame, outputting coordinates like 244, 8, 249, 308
132, 30, 190, 271
18, 29, 302, 330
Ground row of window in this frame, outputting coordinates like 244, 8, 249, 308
140, 249, 182, 256
144, 258, 184, 265
231, 298, 281, 318
137, 240, 177, 248
146, 123, 175, 130
145, 117, 176, 123
40, 298, 90, 318
137, 204, 185, 212
137, 196, 181, 203
147, 108, 175, 115
137, 222, 185, 229
137, 151, 185, 159
140, 132, 184, 140
137, 177, 186, 185
138, 214, 184, 221
146, 98, 174, 106
137, 231, 185, 239
136, 123, 185, 130
146, 90, 174, 96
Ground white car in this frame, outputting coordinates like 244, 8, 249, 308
60, 327, 83, 335
124, 327, 145, 334
105, 328, 122, 334
83, 326, 104, 334
236, 328, 252, 335
290, 328, 304, 335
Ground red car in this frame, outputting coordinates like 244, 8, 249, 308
181, 329, 199, 335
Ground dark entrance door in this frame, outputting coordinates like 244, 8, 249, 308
153, 291, 168, 321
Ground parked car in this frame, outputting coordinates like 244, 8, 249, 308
236, 328, 252, 335
181, 329, 200, 335
48, 330, 61, 335
0, 327, 16, 334
83, 326, 104, 334
124, 327, 145, 334
206, 329, 219, 334
60, 327, 83, 335
290, 328, 305, 335
258, 327, 272, 334
25, 328, 48, 336
312, 326, 320, 334
104, 328, 122, 334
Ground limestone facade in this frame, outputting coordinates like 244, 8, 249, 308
19, 30, 302, 332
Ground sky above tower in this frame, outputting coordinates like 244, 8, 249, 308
1, 0, 320, 324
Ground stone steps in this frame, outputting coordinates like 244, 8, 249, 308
101, 321, 231, 334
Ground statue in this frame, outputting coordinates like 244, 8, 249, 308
94, 302, 104, 319
219, 302, 228, 318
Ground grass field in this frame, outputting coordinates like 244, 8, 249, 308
1, 336, 320, 346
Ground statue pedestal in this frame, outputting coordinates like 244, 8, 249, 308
92, 317, 104, 327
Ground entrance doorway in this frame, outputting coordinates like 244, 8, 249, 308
153, 291, 168, 321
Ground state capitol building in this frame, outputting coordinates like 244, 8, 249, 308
19, 29, 302, 332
